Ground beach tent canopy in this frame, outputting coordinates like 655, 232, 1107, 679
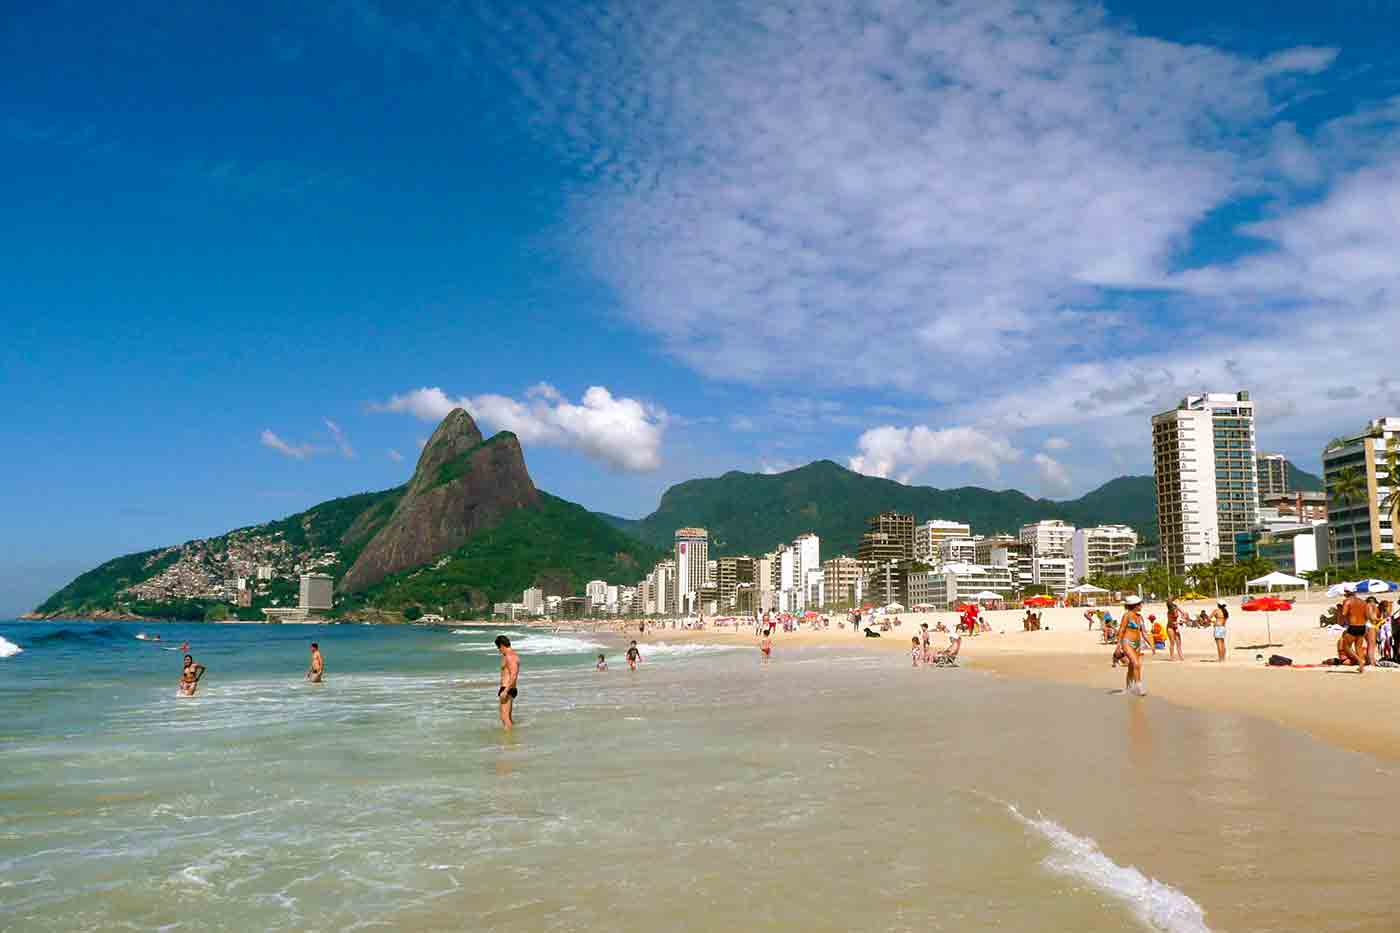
1068, 583, 1109, 594
971, 591, 1004, 600
884, 602, 905, 611
1245, 571, 1308, 591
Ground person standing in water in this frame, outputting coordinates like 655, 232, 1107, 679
1117, 595, 1150, 696
1209, 600, 1230, 663
495, 635, 520, 729
625, 640, 641, 671
178, 654, 206, 697
760, 627, 773, 659
305, 642, 324, 683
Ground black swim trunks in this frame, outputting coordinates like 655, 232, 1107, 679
499, 686, 518, 699
1345, 624, 1368, 637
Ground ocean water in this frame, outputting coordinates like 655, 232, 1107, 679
1, 621, 1394, 932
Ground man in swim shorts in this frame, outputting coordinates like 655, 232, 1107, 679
306, 642, 324, 683
495, 635, 520, 729
626, 640, 641, 671
1340, 587, 1369, 674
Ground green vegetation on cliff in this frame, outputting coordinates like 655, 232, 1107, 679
341, 492, 664, 617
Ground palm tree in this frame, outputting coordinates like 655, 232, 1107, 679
1331, 465, 1366, 568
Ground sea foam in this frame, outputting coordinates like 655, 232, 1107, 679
1007, 803, 1210, 933
0, 636, 21, 658
631, 642, 737, 659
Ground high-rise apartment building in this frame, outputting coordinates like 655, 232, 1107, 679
857, 512, 914, 564
1032, 556, 1074, 596
716, 556, 754, 609
1323, 417, 1400, 566
1019, 520, 1075, 557
522, 587, 545, 616
1152, 392, 1258, 574
1256, 453, 1290, 499
586, 580, 609, 608
754, 552, 776, 613
299, 573, 333, 611
937, 538, 977, 565
821, 556, 866, 608
674, 528, 709, 614
913, 519, 972, 563
975, 535, 1034, 588
1070, 525, 1139, 582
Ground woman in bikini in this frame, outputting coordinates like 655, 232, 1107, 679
1210, 600, 1229, 662
1117, 595, 1152, 695
178, 654, 206, 697
1164, 600, 1185, 661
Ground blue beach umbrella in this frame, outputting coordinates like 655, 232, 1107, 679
1354, 579, 1399, 594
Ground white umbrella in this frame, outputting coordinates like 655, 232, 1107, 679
1327, 582, 1352, 598
971, 591, 1004, 601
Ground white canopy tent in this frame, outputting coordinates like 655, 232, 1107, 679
971, 591, 1005, 601
1246, 571, 1308, 593
1068, 583, 1109, 594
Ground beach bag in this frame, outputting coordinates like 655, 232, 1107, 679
1267, 654, 1292, 667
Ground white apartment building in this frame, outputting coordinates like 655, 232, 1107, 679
1152, 391, 1258, 574
1019, 520, 1075, 557
522, 587, 545, 616
586, 579, 608, 608
914, 519, 972, 563
920, 563, 1015, 609
299, 573, 333, 611
778, 534, 820, 612
1071, 525, 1139, 582
755, 552, 776, 613
605, 584, 620, 613
937, 537, 977, 565
1323, 416, 1400, 566
1032, 556, 1074, 597
674, 528, 709, 615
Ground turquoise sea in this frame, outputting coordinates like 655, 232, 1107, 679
1, 620, 1394, 932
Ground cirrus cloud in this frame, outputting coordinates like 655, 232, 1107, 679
373, 383, 666, 472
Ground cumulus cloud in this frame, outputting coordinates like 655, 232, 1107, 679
374, 384, 666, 472
848, 425, 1020, 483
1043, 437, 1071, 451
324, 418, 354, 458
1033, 452, 1073, 496
260, 429, 316, 460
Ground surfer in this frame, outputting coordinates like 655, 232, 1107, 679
178, 654, 206, 697
495, 635, 520, 730
306, 642, 324, 683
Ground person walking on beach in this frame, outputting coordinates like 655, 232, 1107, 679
919, 622, 931, 663
760, 628, 773, 659
305, 642, 324, 683
626, 640, 641, 671
1210, 600, 1229, 663
1165, 601, 1185, 661
1117, 595, 1151, 695
1339, 588, 1369, 674
495, 635, 520, 730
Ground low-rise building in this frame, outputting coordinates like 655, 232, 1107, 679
1071, 525, 1138, 582
937, 538, 977, 566
1032, 556, 1074, 596
1101, 543, 1160, 577
920, 563, 1015, 609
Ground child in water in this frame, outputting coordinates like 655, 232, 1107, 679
596, 653, 608, 671
911, 636, 922, 667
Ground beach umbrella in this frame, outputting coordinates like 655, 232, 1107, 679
1023, 595, 1056, 608
1241, 596, 1291, 647
1327, 582, 1352, 598
1354, 579, 1398, 594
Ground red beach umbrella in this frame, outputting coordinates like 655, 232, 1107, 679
1241, 596, 1291, 647
1023, 595, 1056, 608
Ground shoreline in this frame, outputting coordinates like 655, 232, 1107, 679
610, 596, 1400, 763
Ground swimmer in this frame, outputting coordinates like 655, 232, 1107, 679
495, 635, 520, 730
305, 642, 324, 683
596, 653, 608, 671
626, 640, 641, 671
178, 654, 206, 697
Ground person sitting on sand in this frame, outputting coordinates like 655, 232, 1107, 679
596, 653, 608, 671
934, 620, 948, 633
935, 632, 962, 664
178, 654, 206, 697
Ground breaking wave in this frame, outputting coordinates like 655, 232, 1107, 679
0, 636, 21, 658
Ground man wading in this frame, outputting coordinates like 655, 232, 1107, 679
495, 635, 520, 729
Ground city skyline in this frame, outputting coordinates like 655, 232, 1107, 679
7, 1, 1400, 615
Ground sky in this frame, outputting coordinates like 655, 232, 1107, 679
3, 0, 1400, 614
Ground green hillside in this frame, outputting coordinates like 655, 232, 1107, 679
625, 461, 1157, 556
341, 492, 665, 616
1286, 462, 1323, 492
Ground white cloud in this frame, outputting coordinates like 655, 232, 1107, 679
759, 458, 796, 475
260, 429, 315, 460
849, 425, 1020, 483
374, 384, 666, 472
387, 448, 404, 462
324, 418, 354, 458
1033, 452, 1072, 496
730, 414, 758, 432
1043, 437, 1071, 451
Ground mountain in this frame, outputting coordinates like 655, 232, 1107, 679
340, 410, 538, 592
33, 410, 661, 620
1286, 462, 1323, 492
623, 461, 1158, 556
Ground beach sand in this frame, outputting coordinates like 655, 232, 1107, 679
606, 593, 1400, 762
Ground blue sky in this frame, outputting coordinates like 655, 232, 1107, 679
4, 0, 1400, 615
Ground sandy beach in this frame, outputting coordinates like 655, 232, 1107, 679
599, 593, 1400, 762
